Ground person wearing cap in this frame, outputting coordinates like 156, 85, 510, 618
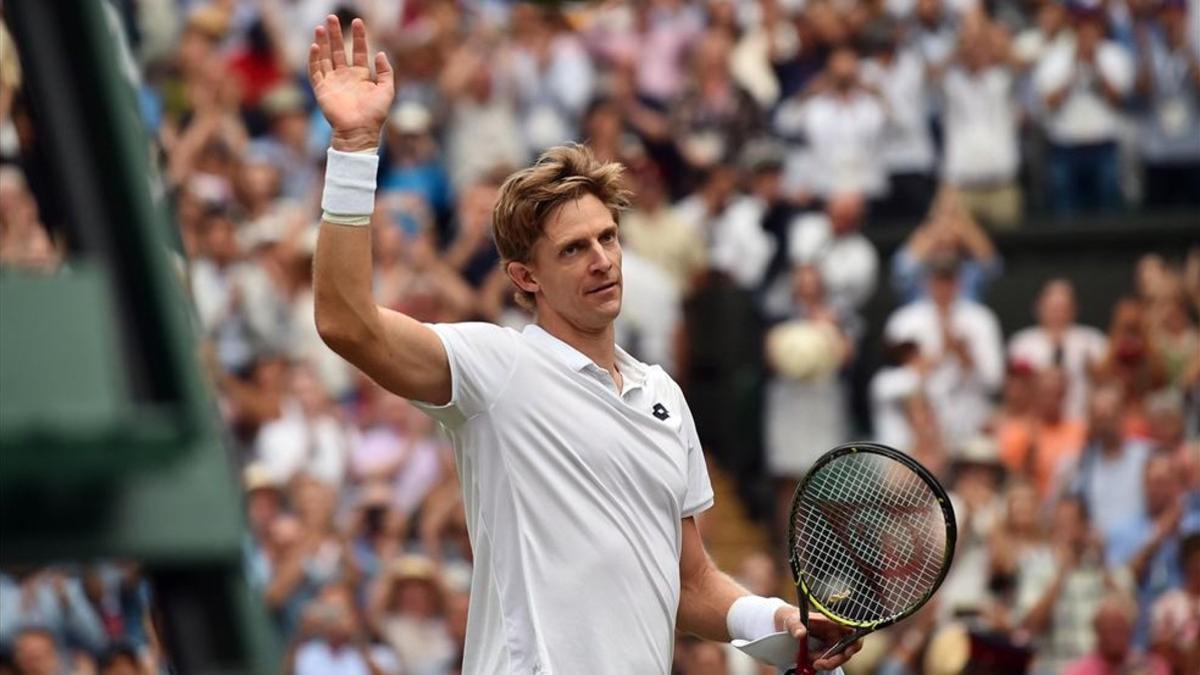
380, 100, 453, 225
1034, 2, 1136, 215
367, 555, 455, 674
883, 253, 1004, 450
256, 83, 318, 201
308, 16, 859, 674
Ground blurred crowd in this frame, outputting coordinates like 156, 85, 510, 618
1, 0, 1199, 674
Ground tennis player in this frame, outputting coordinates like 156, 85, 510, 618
309, 16, 860, 674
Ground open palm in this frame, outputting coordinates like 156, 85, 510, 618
308, 16, 393, 148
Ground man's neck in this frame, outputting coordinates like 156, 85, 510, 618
536, 314, 618, 376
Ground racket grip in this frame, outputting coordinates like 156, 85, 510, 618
794, 641, 817, 675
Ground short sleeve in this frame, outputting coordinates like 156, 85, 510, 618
411, 322, 522, 428
678, 397, 715, 518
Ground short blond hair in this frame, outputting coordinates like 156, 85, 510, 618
491, 144, 631, 308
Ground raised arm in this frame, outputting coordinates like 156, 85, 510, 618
309, 16, 451, 405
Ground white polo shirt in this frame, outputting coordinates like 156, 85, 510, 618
414, 322, 714, 675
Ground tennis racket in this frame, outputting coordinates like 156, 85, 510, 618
787, 442, 956, 675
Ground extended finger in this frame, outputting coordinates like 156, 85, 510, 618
327, 15, 347, 68
315, 25, 333, 75
307, 43, 323, 84
351, 18, 369, 69
375, 51, 394, 93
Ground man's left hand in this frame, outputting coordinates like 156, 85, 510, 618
774, 605, 864, 671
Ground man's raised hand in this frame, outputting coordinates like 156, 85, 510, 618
308, 16, 393, 153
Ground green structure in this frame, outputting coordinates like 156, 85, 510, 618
0, 1, 273, 671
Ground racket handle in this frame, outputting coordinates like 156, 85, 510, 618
794, 641, 817, 675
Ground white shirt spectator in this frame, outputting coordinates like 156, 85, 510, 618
884, 298, 1005, 447
1067, 440, 1153, 542
1035, 41, 1135, 144
775, 91, 888, 197
870, 365, 922, 451
255, 401, 356, 488
861, 50, 936, 174
1008, 324, 1108, 419
445, 97, 528, 193
294, 640, 379, 675
788, 213, 879, 315
614, 250, 683, 375
942, 66, 1021, 186
509, 34, 595, 152
709, 196, 775, 289
190, 258, 255, 371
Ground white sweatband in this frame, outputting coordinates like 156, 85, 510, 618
321, 147, 379, 224
727, 595, 789, 642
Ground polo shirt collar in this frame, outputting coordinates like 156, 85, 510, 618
522, 323, 647, 394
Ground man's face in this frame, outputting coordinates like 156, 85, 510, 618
511, 193, 623, 331
14, 632, 59, 675
1038, 283, 1075, 330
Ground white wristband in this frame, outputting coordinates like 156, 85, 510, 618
727, 595, 789, 642
321, 147, 379, 221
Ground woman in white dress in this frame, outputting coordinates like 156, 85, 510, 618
763, 264, 853, 526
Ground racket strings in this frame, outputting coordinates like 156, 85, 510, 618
792, 452, 948, 625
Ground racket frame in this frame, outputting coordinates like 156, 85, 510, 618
786, 442, 958, 662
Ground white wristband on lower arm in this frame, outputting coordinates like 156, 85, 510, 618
727, 595, 789, 642
321, 147, 379, 226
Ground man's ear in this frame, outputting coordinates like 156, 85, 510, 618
506, 260, 539, 297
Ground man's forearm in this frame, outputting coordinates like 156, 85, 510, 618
313, 220, 380, 351
677, 562, 753, 641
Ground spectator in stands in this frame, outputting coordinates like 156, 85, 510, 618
1034, 5, 1135, 215
190, 208, 256, 373
0, 566, 109, 654
891, 189, 1002, 304
10, 627, 75, 675
255, 364, 356, 488
988, 481, 1047, 629
871, 340, 928, 452
1014, 495, 1131, 675
940, 18, 1024, 228
774, 46, 888, 200
673, 30, 763, 174
1107, 452, 1200, 647
708, 139, 788, 296
884, 255, 1005, 449
789, 192, 879, 331
439, 41, 527, 193
508, 5, 596, 154
1148, 531, 1200, 674
367, 556, 455, 675
1009, 278, 1109, 418
997, 367, 1088, 500
380, 101, 453, 227
860, 17, 937, 221
1062, 593, 1170, 675
287, 585, 396, 675
1094, 298, 1168, 438
1132, 0, 1200, 208
619, 158, 707, 293
1066, 383, 1154, 542
764, 264, 852, 521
